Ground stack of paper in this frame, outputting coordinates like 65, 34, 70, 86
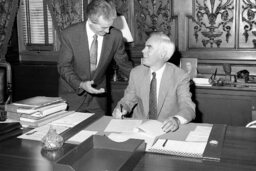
6, 96, 68, 127
193, 78, 212, 86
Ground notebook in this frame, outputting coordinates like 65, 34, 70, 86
147, 139, 207, 158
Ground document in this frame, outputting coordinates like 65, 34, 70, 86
148, 139, 207, 158
105, 119, 165, 149
108, 132, 155, 148
135, 120, 165, 138
185, 126, 212, 142
18, 124, 69, 141
147, 125, 212, 158
104, 119, 142, 133
66, 130, 97, 144
51, 112, 93, 127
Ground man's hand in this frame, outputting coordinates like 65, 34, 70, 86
112, 107, 127, 119
162, 117, 180, 133
80, 80, 105, 94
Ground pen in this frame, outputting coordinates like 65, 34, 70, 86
162, 139, 168, 147
120, 104, 124, 119
120, 104, 123, 112
26, 131, 37, 135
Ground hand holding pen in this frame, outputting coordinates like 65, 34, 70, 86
112, 104, 127, 119
120, 104, 125, 119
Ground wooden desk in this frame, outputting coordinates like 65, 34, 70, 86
0, 116, 256, 171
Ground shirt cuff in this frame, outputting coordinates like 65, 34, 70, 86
174, 115, 188, 125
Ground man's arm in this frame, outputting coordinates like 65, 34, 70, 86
162, 73, 195, 132
176, 73, 196, 121
113, 32, 133, 78
112, 69, 138, 118
57, 32, 83, 92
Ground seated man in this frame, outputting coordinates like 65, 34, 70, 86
112, 32, 195, 133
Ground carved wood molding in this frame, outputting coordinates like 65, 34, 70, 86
134, 0, 176, 45
188, 0, 235, 48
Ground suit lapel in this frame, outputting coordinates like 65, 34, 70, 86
157, 66, 171, 116
80, 22, 91, 77
141, 68, 151, 118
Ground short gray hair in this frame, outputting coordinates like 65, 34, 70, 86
149, 32, 175, 62
87, 0, 117, 23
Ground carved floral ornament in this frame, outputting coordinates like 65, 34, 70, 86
191, 0, 234, 48
242, 0, 256, 48
135, 0, 173, 44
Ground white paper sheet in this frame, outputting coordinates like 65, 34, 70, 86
104, 119, 142, 133
51, 112, 93, 127
185, 126, 212, 142
66, 130, 97, 144
18, 124, 69, 141
136, 120, 165, 138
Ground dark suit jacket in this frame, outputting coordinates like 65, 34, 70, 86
58, 22, 132, 115
117, 63, 196, 122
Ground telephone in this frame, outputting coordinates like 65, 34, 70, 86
246, 120, 256, 128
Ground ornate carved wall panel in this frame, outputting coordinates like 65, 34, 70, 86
188, 0, 235, 48
239, 0, 256, 48
134, 0, 176, 45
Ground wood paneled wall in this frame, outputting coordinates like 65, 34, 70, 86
123, 0, 256, 78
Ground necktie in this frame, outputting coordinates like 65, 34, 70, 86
90, 34, 98, 74
149, 72, 157, 119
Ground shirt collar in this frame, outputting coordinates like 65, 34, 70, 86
86, 21, 96, 38
151, 63, 166, 76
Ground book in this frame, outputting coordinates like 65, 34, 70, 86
147, 139, 207, 158
20, 102, 67, 120
0, 122, 23, 142
0, 122, 21, 135
5, 96, 65, 113
20, 110, 72, 128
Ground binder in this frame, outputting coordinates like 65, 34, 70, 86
147, 139, 207, 158
0, 122, 22, 142
5, 96, 65, 113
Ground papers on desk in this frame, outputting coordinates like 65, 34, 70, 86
19, 112, 94, 141
148, 139, 207, 158
18, 124, 69, 141
135, 120, 165, 138
104, 119, 165, 138
66, 130, 97, 144
51, 112, 93, 127
104, 119, 142, 133
105, 119, 165, 149
147, 125, 212, 158
186, 126, 212, 142
193, 78, 211, 86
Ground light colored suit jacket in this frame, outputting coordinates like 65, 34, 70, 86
118, 63, 195, 122
58, 22, 132, 114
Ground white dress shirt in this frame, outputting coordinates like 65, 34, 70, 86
86, 21, 103, 67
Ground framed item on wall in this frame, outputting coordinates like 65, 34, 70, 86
180, 58, 198, 79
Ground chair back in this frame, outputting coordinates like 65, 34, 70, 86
246, 120, 256, 128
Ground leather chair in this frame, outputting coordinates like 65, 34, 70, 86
246, 121, 256, 128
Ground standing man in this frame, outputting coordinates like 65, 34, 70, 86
112, 32, 195, 133
58, 0, 133, 115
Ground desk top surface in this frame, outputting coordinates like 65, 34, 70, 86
0, 115, 256, 171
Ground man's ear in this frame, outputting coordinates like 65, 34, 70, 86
160, 48, 167, 60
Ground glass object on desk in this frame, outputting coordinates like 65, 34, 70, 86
42, 125, 63, 151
